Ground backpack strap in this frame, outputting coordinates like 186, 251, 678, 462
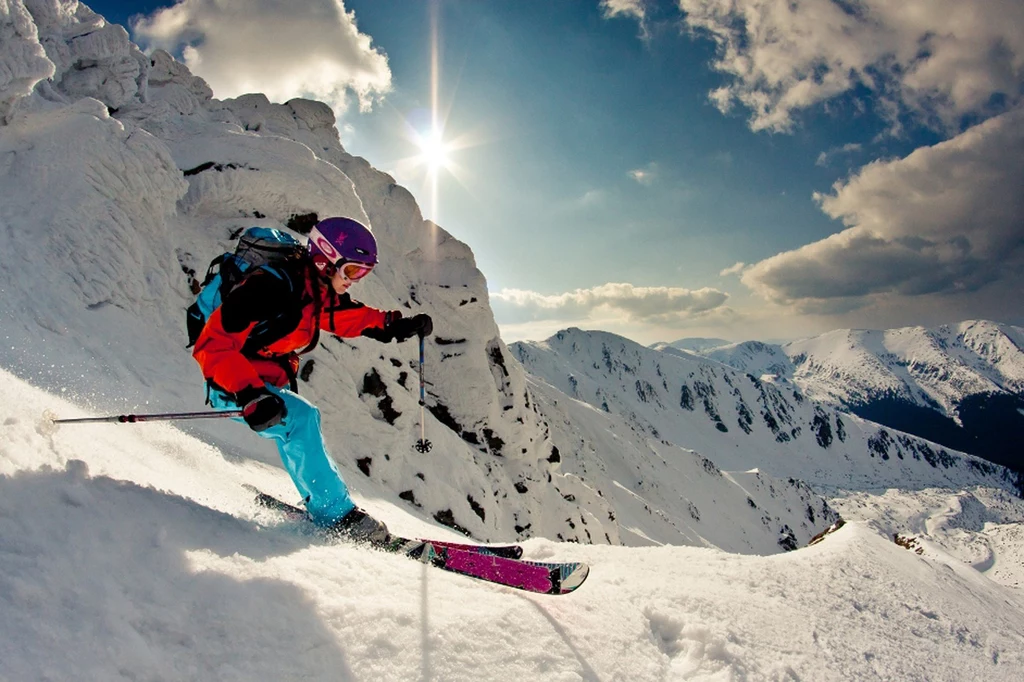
270, 260, 321, 393
295, 258, 322, 356
201, 254, 227, 287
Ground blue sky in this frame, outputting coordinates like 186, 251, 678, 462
88, 0, 1023, 345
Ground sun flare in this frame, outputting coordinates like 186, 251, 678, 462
416, 128, 450, 172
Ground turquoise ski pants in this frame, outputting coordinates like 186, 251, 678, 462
210, 385, 355, 526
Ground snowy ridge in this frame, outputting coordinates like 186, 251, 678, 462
698, 321, 1024, 413
692, 321, 1024, 470
788, 321, 1024, 413
650, 337, 729, 354
512, 328, 1022, 495
697, 339, 797, 383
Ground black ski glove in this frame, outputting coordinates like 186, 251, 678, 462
236, 386, 286, 432
389, 313, 433, 342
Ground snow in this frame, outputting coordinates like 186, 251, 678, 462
697, 321, 1024, 417
830, 486, 1024, 590
513, 328, 1020, 495
2, 3, 1024, 679
3, 370, 1024, 681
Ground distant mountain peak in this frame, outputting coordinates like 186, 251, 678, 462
669, 320, 1024, 472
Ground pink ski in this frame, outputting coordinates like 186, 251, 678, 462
413, 542, 589, 595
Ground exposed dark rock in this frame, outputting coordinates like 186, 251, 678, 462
679, 384, 694, 410
812, 408, 833, 448
482, 428, 504, 455
467, 495, 486, 522
434, 509, 471, 536
360, 369, 387, 397
427, 401, 463, 434
286, 212, 318, 234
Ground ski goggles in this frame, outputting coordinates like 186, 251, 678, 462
335, 260, 375, 281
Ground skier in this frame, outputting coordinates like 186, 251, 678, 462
191, 217, 433, 543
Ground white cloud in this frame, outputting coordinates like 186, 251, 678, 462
816, 143, 862, 167
598, 0, 647, 23
676, 0, 1024, 133
601, 0, 647, 19
601, 0, 651, 39
720, 262, 746, 277
628, 162, 658, 185
742, 107, 1024, 312
491, 282, 730, 326
133, 0, 391, 114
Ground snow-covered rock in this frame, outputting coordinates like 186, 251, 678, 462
0, 0, 55, 121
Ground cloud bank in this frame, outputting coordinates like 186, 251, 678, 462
491, 282, 729, 326
133, 0, 391, 113
742, 107, 1024, 310
675, 0, 1024, 133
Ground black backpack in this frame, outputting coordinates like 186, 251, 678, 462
186, 227, 308, 347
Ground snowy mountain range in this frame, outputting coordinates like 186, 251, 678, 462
512, 328, 1021, 496
667, 321, 1024, 472
2, 3, 1024, 679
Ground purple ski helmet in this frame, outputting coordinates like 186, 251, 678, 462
307, 217, 378, 277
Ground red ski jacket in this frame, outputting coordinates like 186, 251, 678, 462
193, 266, 394, 395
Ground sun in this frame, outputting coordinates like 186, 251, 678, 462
415, 127, 451, 172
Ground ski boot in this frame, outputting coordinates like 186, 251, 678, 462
328, 507, 390, 546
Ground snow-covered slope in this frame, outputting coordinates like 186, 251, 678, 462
4, 369, 1024, 682
0, 0, 606, 545
831, 486, 1024, 590
521, 370, 841, 552
698, 339, 797, 382
512, 328, 1022, 496
694, 321, 1024, 471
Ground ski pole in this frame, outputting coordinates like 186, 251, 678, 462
414, 334, 432, 453
44, 408, 242, 427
